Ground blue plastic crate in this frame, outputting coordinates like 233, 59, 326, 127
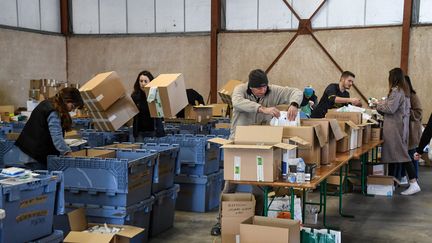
0, 170, 64, 243
28, 230, 63, 243
66, 197, 153, 243
174, 170, 223, 212
164, 125, 180, 135
72, 118, 93, 130
48, 149, 157, 207
150, 184, 179, 236
210, 128, 230, 137
180, 158, 219, 176
0, 140, 15, 167
79, 129, 105, 147
139, 143, 180, 193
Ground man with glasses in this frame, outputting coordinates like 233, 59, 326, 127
311, 71, 362, 118
211, 69, 302, 236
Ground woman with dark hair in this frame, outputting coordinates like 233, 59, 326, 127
372, 68, 420, 195
4, 87, 84, 169
131, 70, 165, 142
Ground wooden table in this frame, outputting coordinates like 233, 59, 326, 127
227, 140, 384, 228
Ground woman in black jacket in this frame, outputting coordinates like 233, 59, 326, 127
414, 113, 432, 161
131, 70, 165, 142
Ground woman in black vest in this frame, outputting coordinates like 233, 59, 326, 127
4, 87, 84, 170
131, 70, 165, 142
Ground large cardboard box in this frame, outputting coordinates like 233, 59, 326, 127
0, 105, 14, 114
71, 149, 116, 158
371, 127, 382, 141
337, 121, 359, 152
221, 193, 256, 243
80, 71, 126, 111
240, 216, 300, 243
184, 105, 213, 122
301, 119, 346, 165
90, 95, 138, 131
218, 80, 243, 107
356, 125, 363, 148
326, 111, 363, 125
64, 208, 145, 243
210, 126, 296, 182
216, 123, 231, 129
367, 175, 396, 196
144, 73, 188, 118
281, 125, 326, 167
212, 103, 229, 117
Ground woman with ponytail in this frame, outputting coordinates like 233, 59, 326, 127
4, 87, 84, 170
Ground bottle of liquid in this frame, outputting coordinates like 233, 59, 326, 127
296, 158, 306, 183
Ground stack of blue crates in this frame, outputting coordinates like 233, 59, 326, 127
79, 128, 131, 147
28, 230, 63, 243
150, 184, 180, 236
72, 118, 93, 130
143, 134, 224, 213
0, 170, 64, 243
48, 149, 157, 242
0, 140, 15, 167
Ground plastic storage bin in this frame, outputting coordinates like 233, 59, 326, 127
48, 149, 157, 207
28, 230, 63, 243
72, 118, 93, 130
139, 143, 180, 193
79, 129, 105, 147
0, 171, 64, 243
150, 184, 179, 236
67, 196, 153, 243
174, 170, 223, 212
0, 140, 14, 166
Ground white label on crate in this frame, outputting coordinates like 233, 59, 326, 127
256, 156, 264, 181
234, 156, 241, 180
108, 115, 117, 122
96, 94, 104, 101
207, 142, 211, 149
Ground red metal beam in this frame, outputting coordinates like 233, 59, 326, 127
60, 0, 69, 35
400, 0, 413, 73
210, 0, 220, 104
265, 33, 299, 74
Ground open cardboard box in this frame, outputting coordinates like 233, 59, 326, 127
240, 216, 300, 243
184, 105, 214, 123
301, 119, 346, 165
71, 149, 116, 158
281, 125, 326, 167
221, 193, 256, 243
367, 175, 398, 197
211, 103, 229, 117
210, 126, 296, 182
218, 80, 243, 107
144, 73, 188, 118
326, 110, 363, 125
64, 208, 145, 243
80, 71, 126, 111
337, 121, 359, 152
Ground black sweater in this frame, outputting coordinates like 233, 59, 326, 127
416, 113, 432, 154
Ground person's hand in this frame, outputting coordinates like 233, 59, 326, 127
308, 100, 315, 107
414, 152, 421, 161
259, 107, 281, 118
350, 97, 362, 107
287, 105, 298, 121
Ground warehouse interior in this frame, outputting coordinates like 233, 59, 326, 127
0, 0, 432, 242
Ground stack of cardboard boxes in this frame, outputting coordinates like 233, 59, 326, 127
80, 71, 138, 131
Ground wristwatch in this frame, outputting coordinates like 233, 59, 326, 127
290, 102, 299, 108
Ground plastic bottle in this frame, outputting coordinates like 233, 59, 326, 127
296, 158, 306, 183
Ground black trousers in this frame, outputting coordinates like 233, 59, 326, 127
389, 161, 416, 180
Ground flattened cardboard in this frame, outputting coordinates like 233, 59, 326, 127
90, 95, 139, 131
80, 71, 126, 111
144, 73, 188, 118
240, 216, 300, 243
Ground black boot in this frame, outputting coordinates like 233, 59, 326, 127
210, 223, 221, 236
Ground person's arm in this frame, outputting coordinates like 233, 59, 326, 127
410, 94, 422, 122
416, 114, 432, 154
272, 85, 302, 120
375, 89, 402, 115
47, 112, 72, 155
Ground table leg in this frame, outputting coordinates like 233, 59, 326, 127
302, 189, 306, 223
290, 187, 294, 219
339, 165, 354, 218
263, 186, 269, 216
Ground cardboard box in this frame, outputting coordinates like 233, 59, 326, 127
30, 79, 42, 89
281, 125, 326, 167
326, 111, 363, 125
361, 123, 372, 144
371, 127, 382, 141
6, 132, 20, 140
144, 73, 188, 118
301, 119, 346, 165
0, 114, 11, 122
0, 105, 15, 114
212, 103, 229, 117
218, 80, 243, 107
240, 216, 300, 243
368, 164, 385, 175
64, 208, 144, 243
71, 149, 116, 158
104, 143, 141, 150
221, 193, 256, 243
80, 71, 126, 111
65, 130, 81, 139
184, 105, 213, 122
41, 86, 60, 99
356, 125, 363, 148
90, 95, 138, 131
367, 175, 396, 196
216, 123, 231, 129
337, 121, 359, 152
210, 126, 297, 182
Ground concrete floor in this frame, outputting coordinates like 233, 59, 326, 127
150, 166, 432, 243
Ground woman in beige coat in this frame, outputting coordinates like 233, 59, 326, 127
374, 68, 420, 195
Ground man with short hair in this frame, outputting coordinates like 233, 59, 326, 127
211, 69, 303, 236
310, 71, 362, 118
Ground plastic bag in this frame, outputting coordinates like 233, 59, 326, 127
270, 111, 300, 127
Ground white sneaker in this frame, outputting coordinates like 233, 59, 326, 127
400, 176, 408, 185
401, 181, 421, 195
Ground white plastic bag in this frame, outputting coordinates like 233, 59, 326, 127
267, 195, 302, 222
270, 111, 300, 127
